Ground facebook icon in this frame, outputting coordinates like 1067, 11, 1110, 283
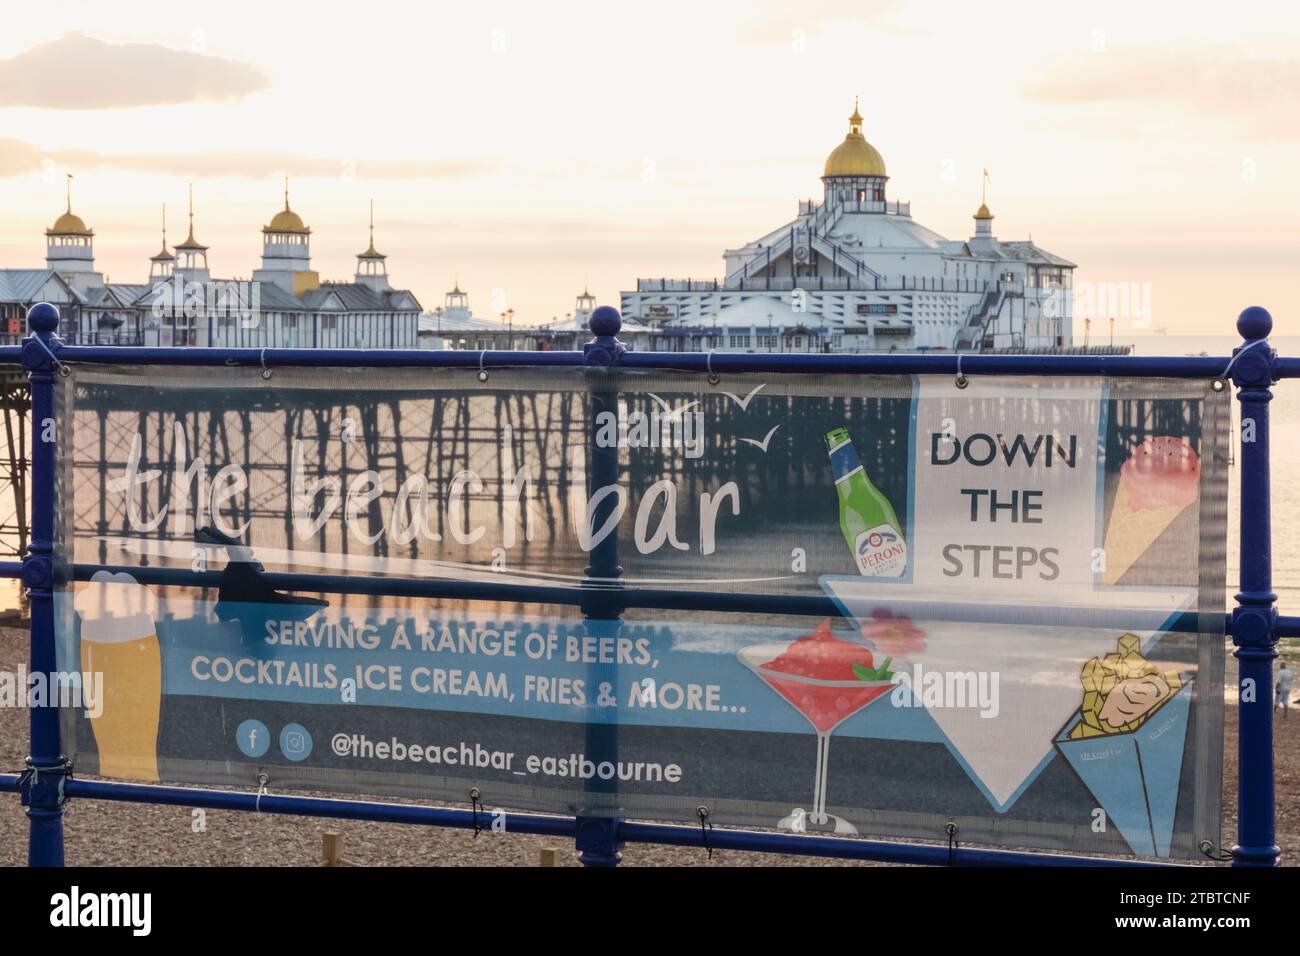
235, 719, 271, 758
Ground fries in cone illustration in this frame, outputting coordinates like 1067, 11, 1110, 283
74, 571, 161, 782
1055, 634, 1191, 856
1101, 437, 1199, 584
1069, 633, 1182, 739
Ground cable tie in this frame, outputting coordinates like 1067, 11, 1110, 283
31, 334, 70, 377
697, 806, 713, 860
1220, 338, 1268, 385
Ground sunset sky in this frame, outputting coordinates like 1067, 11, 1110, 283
0, 0, 1296, 334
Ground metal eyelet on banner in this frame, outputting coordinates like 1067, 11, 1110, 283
259, 347, 272, 380
1198, 839, 1233, 862
477, 351, 489, 383
706, 350, 720, 386
954, 355, 968, 389
255, 772, 270, 811
1211, 378, 1227, 393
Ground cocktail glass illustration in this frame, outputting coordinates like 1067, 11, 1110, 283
739, 619, 894, 834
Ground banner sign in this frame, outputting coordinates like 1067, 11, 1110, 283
53, 366, 1228, 858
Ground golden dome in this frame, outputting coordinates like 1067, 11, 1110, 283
264, 178, 310, 234
47, 210, 91, 236
48, 175, 92, 235
266, 208, 309, 234
822, 100, 886, 179
974, 203, 994, 220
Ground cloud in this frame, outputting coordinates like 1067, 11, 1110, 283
0, 32, 269, 109
0, 139, 493, 181
1023, 46, 1300, 140
739, 0, 908, 45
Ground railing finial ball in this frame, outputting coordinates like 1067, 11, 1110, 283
1237, 305, 1272, 341
590, 305, 621, 337
27, 302, 59, 333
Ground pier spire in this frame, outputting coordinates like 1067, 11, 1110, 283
355, 198, 389, 291
149, 202, 174, 279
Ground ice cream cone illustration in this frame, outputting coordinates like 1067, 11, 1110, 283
1055, 634, 1191, 856
1101, 437, 1199, 584
74, 571, 162, 782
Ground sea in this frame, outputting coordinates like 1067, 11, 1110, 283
1124, 334, 1300, 613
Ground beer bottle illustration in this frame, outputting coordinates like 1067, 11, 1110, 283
825, 427, 907, 577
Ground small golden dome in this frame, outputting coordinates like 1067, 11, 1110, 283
823, 99, 887, 179
974, 203, 994, 220
174, 227, 208, 251
47, 210, 91, 236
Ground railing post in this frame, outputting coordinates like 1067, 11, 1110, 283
574, 305, 626, 867
20, 302, 69, 866
1230, 304, 1279, 867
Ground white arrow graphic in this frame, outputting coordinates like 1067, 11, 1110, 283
820, 578, 1197, 809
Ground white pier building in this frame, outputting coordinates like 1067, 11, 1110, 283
621, 102, 1077, 353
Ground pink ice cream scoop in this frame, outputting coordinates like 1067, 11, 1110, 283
1119, 437, 1200, 510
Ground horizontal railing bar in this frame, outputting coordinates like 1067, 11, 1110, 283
0, 342, 1292, 378
0, 340, 1289, 377
1, 560, 1294, 635
59, 563, 837, 616
615, 820, 1175, 867
619, 352, 1247, 378
0, 774, 1171, 866
5, 343, 1295, 379
52, 346, 588, 369
0, 774, 575, 837
51, 563, 1262, 632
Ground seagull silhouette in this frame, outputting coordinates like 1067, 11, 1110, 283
722, 383, 766, 410
739, 425, 781, 452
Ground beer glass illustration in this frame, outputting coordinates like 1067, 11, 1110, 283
74, 570, 162, 782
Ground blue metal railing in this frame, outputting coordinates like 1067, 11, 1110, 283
4, 301, 1290, 867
